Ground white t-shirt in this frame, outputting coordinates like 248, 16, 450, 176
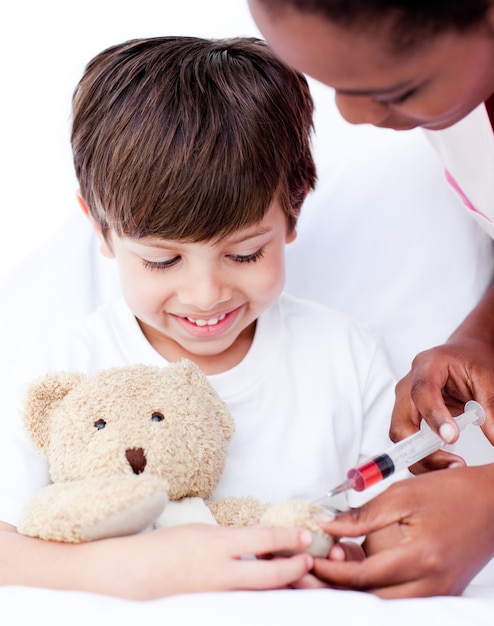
2, 293, 397, 525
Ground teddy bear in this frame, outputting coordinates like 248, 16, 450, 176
18, 359, 334, 555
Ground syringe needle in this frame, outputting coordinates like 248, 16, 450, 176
326, 478, 354, 498
312, 478, 355, 505
318, 400, 485, 501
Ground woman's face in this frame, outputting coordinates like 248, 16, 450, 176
248, 1, 494, 130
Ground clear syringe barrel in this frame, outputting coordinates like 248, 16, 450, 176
347, 400, 485, 492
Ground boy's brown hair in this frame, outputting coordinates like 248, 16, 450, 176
71, 36, 316, 241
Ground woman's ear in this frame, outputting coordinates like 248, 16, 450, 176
76, 193, 114, 259
487, 3, 494, 34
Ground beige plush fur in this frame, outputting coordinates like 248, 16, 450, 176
18, 360, 234, 542
260, 500, 335, 557
18, 359, 334, 554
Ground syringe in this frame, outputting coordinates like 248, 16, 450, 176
322, 400, 485, 500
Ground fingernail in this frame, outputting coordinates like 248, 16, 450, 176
329, 544, 346, 561
300, 529, 313, 545
313, 510, 335, 523
448, 461, 463, 469
439, 422, 456, 444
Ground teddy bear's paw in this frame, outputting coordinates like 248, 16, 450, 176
260, 499, 335, 557
80, 489, 169, 541
18, 475, 169, 542
208, 496, 270, 527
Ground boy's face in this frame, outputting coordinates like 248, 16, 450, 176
248, 0, 494, 130
98, 200, 296, 374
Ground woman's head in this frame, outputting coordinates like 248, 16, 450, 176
249, 0, 494, 130
250, 1, 493, 47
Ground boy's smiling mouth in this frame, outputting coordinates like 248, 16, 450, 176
185, 313, 227, 327
172, 307, 242, 338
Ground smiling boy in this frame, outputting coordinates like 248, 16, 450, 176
0, 36, 397, 598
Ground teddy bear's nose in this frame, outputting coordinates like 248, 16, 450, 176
125, 447, 147, 474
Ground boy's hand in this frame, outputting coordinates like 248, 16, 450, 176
78, 523, 314, 599
290, 537, 365, 590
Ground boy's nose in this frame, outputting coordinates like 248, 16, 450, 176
334, 92, 390, 126
178, 271, 232, 310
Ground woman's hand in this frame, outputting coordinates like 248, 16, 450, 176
301, 466, 494, 598
390, 281, 494, 472
391, 338, 494, 473
289, 537, 365, 590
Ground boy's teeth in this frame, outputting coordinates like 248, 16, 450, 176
187, 313, 226, 326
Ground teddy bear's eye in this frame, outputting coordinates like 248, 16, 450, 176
94, 419, 107, 430
151, 412, 164, 422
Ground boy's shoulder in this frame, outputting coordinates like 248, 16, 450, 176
59, 297, 130, 347
265, 293, 394, 382
278, 291, 378, 337
275, 291, 390, 361
44, 297, 144, 374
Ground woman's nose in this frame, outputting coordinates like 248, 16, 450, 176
334, 92, 390, 126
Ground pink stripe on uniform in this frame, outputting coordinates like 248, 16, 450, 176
445, 169, 491, 221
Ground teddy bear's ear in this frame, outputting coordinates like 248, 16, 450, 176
22, 371, 86, 453
172, 359, 235, 440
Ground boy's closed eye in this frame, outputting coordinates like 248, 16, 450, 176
142, 256, 181, 271
227, 248, 265, 264
141, 247, 266, 271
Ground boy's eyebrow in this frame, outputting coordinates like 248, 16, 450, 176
132, 238, 174, 249
227, 225, 271, 244
134, 225, 272, 248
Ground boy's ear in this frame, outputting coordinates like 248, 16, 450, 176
285, 181, 312, 244
76, 193, 114, 259
286, 227, 297, 244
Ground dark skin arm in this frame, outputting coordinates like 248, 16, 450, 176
297, 175, 494, 599
293, 284, 494, 596
296, 465, 494, 598
392, 96, 494, 471
391, 281, 494, 473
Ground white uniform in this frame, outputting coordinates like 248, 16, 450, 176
424, 104, 494, 237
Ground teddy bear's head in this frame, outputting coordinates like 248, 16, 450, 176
23, 360, 234, 500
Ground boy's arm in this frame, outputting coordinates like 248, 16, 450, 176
0, 522, 314, 599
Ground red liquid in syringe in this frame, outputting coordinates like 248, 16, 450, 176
347, 454, 396, 491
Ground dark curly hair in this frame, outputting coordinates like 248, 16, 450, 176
254, 0, 493, 51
